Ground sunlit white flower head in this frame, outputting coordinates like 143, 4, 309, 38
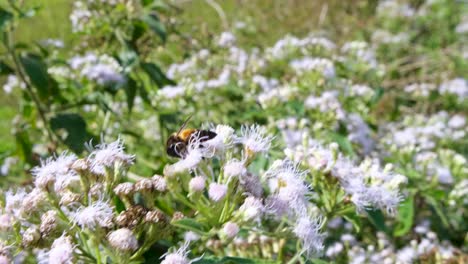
237, 124, 274, 156
204, 124, 235, 153
0, 214, 13, 230
326, 242, 344, 258
70, 1, 91, 32
208, 183, 228, 202
217, 32, 237, 47
45, 235, 75, 264
222, 222, 240, 238
32, 153, 77, 190
293, 216, 325, 257
21, 188, 47, 213
88, 139, 134, 175
290, 57, 335, 78
161, 244, 199, 264
189, 176, 206, 193
184, 231, 200, 243
239, 196, 264, 221
72, 200, 114, 229
265, 159, 310, 217
439, 78, 468, 100
224, 159, 247, 179
3, 74, 25, 94
448, 114, 466, 129
5, 188, 27, 218
108, 228, 138, 252
0, 255, 9, 264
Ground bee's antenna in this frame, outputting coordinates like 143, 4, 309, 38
176, 114, 193, 136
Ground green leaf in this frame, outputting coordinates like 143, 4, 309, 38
394, 194, 414, 237
124, 77, 138, 112
20, 53, 53, 100
329, 132, 355, 157
0, 60, 13, 75
50, 113, 89, 153
13, 126, 33, 164
171, 218, 207, 235
366, 208, 388, 233
306, 259, 330, 264
142, 14, 167, 42
343, 211, 362, 233
141, 62, 175, 88
370, 87, 385, 105
0, 8, 13, 30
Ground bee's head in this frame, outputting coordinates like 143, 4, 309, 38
166, 135, 185, 158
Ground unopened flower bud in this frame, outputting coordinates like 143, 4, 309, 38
114, 182, 135, 196
40, 210, 58, 236
0, 214, 13, 231
72, 158, 88, 172
115, 205, 147, 229
152, 175, 167, 192
89, 183, 104, 198
144, 210, 167, 224
222, 222, 239, 239
189, 176, 205, 193
108, 228, 138, 252
23, 226, 40, 247
59, 191, 81, 206
208, 183, 227, 202
135, 179, 154, 192
172, 211, 185, 221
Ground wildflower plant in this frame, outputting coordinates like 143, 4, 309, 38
0, 0, 467, 263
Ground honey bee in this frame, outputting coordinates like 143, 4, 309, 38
166, 115, 217, 158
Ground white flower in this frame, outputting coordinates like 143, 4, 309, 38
305, 91, 345, 120
21, 188, 47, 213
217, 32, 237, 47
448, 115, 466, 129
293, 216, 325, 257
70, 1, 91, 32
161, 244, 198, 264
0, 214, 13, 230
326, 242, 344, 258
208, 183, 227, 202
237, 124, 274, 155
108, 228, 138, 252
44, 236, 75, 264
189, 176, 206, 193
72, 200, 114, 229
2, 75, 25, 94
183, 231, 200, 242
222, 222, 239, 238
0, 255, 10, 264
5, 188, 27, 218
224, 159, 247, 179
436, 167, 453, 185
290, 57, 335, 78
88, 139, 134, 175
239, 196, 264, 221
158, 85, 186, 100
32, 153, 77, 190
439, 78, 468, 100
265, 159, 310, 217
204, 124, 235, 153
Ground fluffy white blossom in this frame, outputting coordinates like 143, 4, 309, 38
293, 216, 325, 257
237, 124, 274, 155
88, 139, 134, 175
72, 200, 114, 229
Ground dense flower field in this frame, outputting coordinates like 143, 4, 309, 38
0, 0, 467, 263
